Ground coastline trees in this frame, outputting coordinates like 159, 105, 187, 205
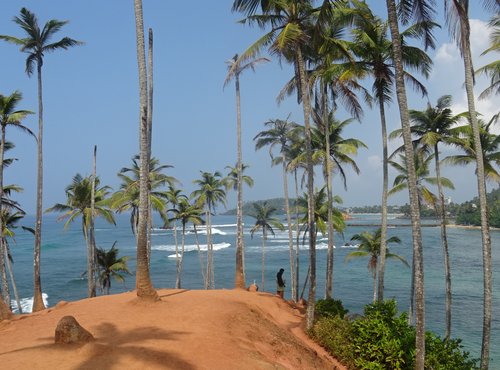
0, 8, 81, 311
249, 201, 284, 291
46, 174, 116, 297
224, 54, 268, 290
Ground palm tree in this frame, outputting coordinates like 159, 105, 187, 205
0, 8, 81, 312
0, 209, 27, 313
442, 1, 499, 366
96, 242, 131, 295
249, 202, 284, 291
383, 1, 431, 365
169, 198, 203, 289
192, 171, 226, 289
133, 0, 158, 301
389, 148, 454, 330
254, 117, 300, 300
46, 174, 115, 297
0, 91, 34, 309
476, 14, 500, 106
444, 117, 500, 183
406, 95, 462, 339
110, 156, 174, 235
233, 0, 336, 328
350, 7, 433, 304
345, 228, 409, 303
312, 112, 367, 299
224, 54, 269, 290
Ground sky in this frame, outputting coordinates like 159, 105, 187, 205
0, 1, 498, 215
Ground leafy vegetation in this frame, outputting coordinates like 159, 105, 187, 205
311, 300, 478, 370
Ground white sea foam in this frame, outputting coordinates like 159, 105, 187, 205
152, 242, 231, 256
11, 293, 49, 314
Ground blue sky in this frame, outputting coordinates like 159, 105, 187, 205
0, 1, 498, 215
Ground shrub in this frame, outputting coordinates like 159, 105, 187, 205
425, 333, 478, 370
351, 300, 414, 369
311, 315, 355, 369
315, 298, 349, 319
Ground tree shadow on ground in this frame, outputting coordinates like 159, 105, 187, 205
1, 322, 195, 370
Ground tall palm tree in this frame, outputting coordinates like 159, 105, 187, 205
224, 54, 269, 289
192, 171, 226, 289
350, 7, 433, 304
165, 185, 185, 287
96, 242, 131, 295
406, 95, 462, 339
249, 202, 284, 291
133, 0, 158, 301
309, 112, 366, 299
232, 0, 335, 328
0, 91, 34, 309
345, 228, 408, 303
0, 8, 81, 311
254, 117, 300, 300
442, 1, 499, 366
383, 1, 430, 366
169, 198, 204, 289
46, 174, 115, 297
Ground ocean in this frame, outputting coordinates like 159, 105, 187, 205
5, 212, 499, 365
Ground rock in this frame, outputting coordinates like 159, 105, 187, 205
55, 316, 94, 344
247, 283, 259, 292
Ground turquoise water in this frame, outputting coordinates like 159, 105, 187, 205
5, 213, 499, 365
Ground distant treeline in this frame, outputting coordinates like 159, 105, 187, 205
224, 186, 500, 228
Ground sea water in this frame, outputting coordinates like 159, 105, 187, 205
5, 213, 499, 365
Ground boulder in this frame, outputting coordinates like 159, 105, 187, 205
55, 316, 94, 344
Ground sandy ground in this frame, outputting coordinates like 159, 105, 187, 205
0, 289, 346, 369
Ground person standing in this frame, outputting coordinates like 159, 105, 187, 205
276, 268, 285, 299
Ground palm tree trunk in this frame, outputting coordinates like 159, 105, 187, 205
5, 246, 22, 313
434, 144, 452, 339
323, 82, 334, 300
282, 161, 296, 301
88, 145, 97, 298
295, 48, 316, 330
0, 239, 9, 307
461, 23, 492, 369
385, 1, 425, 368
32, 62, 45, 312
134, 0, 158, 301
261, 228, 266, 291
178, 223, 186, 289
235, 73, 246, 289
193, 225, 206, 286
146, 28, 154, 265
372, 272, 377, 303
174, 220, 180, 289
0, 294, 12, 320
0, 126, 9, 309
377, 97, 389, 302
206, 208, 214, 289
294, 170, 300, 302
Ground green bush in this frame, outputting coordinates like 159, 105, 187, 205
424, 333, 478, 370
311, 299, 478, 370
311, 315, 355, 369
351, 300, 414, 369
315, 298, 349, 319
